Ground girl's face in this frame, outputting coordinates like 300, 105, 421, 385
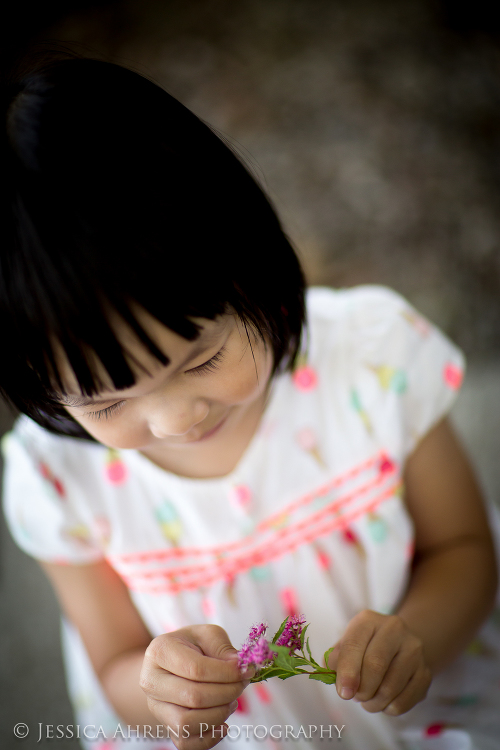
56, 308, 274, 457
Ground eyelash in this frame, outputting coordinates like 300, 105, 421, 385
87, 401, 125, 422
187, 346, 227, 376
87, 347, 227, 420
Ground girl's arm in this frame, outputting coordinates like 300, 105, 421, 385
329, 417, 498, 714
39, 559, 248, 748
39, 558, 156, 725
396, 416, 498, 672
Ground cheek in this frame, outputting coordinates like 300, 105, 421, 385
68, 412, 148, 450
220, 350, 273, 403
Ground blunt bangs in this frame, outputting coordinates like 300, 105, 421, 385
1, 53, 306, 439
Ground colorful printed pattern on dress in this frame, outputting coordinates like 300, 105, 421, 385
107, 452, 401, 595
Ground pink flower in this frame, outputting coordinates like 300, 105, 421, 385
276, 614, 306, 655
249, 622, 268, 641
238, 637, 275, 671
238, 621, 275, 671
237, 641, 254, 670
292, 365, 318, 392
249, 637, 274, 668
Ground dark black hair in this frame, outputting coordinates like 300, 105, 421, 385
0, 52, 306, 440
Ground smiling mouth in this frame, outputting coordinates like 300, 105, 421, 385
187, 413, 229, 443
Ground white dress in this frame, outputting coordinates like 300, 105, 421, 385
3, 285, 500, 750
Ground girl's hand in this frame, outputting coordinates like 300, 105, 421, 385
139, 624, 253, 750
327, 609, 432, 716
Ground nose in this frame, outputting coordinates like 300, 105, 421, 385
149, 396, 210, 438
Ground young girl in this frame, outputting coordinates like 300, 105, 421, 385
1, 54, 499, 750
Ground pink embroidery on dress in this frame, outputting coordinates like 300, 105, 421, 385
236, 694, 249, 713
316, 548, 331, 570
229, 485, 252, 511
342, 526, 365, 556
104, 448, 128, 484
108, 452, 401, 594
292, 365, 318, 391
255, 682, 272, 703
39, 462, 66, 498
379, 455, 395, 474
443, 363, 463, 390
425, 724, 445, 737
281, 587, 298, 617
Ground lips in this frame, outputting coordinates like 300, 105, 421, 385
196, 413, 229, 442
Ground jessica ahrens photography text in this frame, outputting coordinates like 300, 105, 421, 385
32, 723, 346, 742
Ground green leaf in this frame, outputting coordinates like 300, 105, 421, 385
323, 646, 336, 669
305, 638, 320, 668
278, 672, 297, 680
300, 623, 309, 650
291, 656, 311, 668
269, 644, 291, 656
253, 667, 295, 681
271, 617, 290, 645
308, 672, 337, 685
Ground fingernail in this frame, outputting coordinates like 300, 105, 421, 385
229, 700, 238, 713
240, 666, 255, 679
340, 687, 355, 700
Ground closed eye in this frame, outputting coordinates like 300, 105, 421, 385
87, 401, 125, 421
86, 346, 227, 420
187, 346, 227, 376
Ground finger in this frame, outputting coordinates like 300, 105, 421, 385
147, 698, 236, 749
357, 655, 415, 712
382, 664, 432, 717
354, 617, 408, 703
358, 635, 424, 711
145, 628, 254, 684
334, 614, 378, 700
161, 722, 229, 750
142, 666, 249, 707
187, 624, 240, 664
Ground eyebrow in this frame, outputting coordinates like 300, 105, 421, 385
58, 327, 223, 407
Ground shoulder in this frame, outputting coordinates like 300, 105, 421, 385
2, 414, 106, 498
302, 285, 465, 458
3, 414, 103, 465
305, 284, 412, 327
304, 284, 421, 364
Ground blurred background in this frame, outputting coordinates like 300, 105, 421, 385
1, 0, 500, 746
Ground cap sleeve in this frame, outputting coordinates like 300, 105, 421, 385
1, 423, 104, 565
346, 286, 466, 459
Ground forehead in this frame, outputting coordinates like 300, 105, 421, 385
54, 306, 227, 400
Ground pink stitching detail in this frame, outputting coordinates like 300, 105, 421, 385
115, 481, 401, 594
